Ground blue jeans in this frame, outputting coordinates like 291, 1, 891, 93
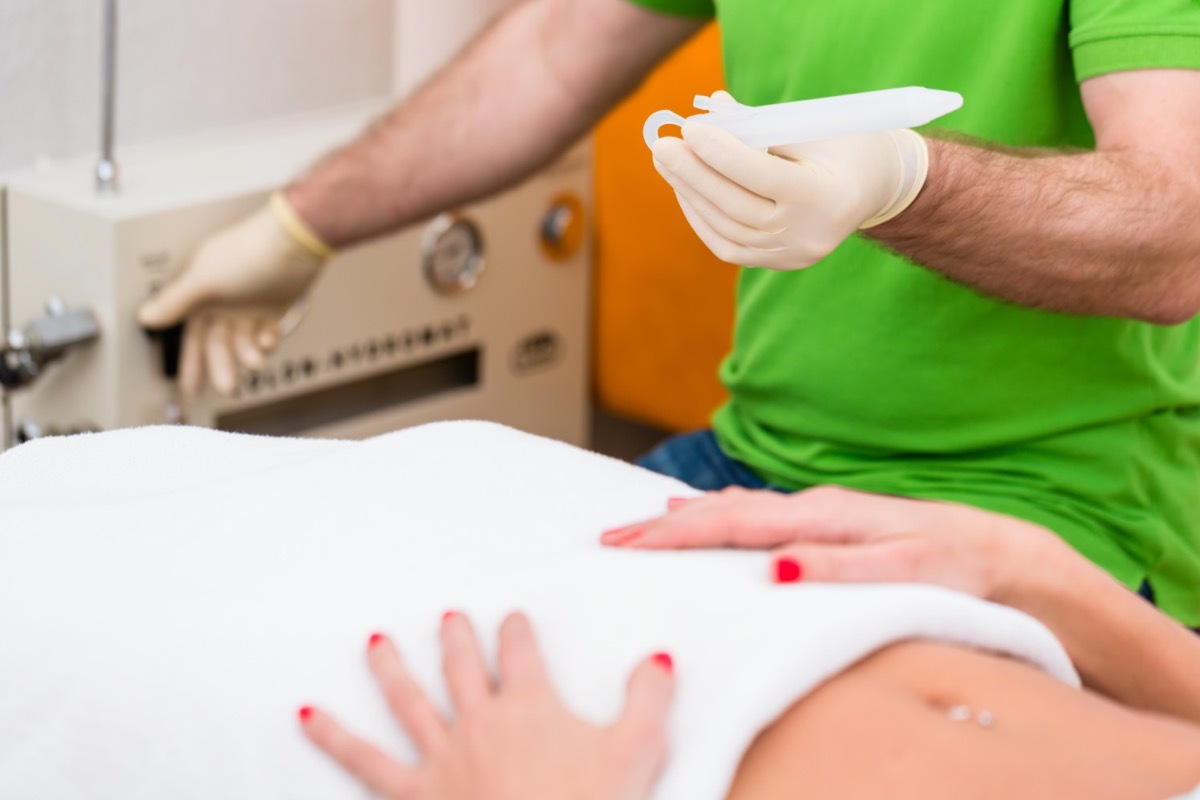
636, 429, 782, 492
639, 431, 1200, 632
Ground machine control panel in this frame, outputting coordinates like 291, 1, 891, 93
1, 108, 592, 449
234, 313, 472, 399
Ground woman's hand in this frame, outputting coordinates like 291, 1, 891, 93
299, 612, 676, 800
602, 486, 1200, 723
601, 485, 1065, 603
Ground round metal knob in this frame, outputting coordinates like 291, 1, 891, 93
16, 420, 44, 444
539, 193, 586, 262
421, 214, 486, 296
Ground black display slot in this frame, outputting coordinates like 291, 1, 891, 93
216, 348, 480, 437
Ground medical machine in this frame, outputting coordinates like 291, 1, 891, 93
0, 0, 590, 451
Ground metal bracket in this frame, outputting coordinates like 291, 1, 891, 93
96, 0, 120, 193
1, 298, 101, 390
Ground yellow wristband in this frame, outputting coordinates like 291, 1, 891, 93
270, 191, 335, 260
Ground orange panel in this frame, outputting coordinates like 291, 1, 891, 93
592, 25, 736, 433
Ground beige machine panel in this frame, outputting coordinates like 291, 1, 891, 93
2, 105, 591, 450
1, 185, 11, 450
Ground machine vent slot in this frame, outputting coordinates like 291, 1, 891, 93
216, 348, 480, 437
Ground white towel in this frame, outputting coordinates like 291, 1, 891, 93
0, 421, 1078, 800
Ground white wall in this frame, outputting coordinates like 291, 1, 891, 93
393, 0, 516, 97
0, 0, 395, 173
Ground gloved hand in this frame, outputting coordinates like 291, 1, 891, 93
650, 92, 929, 270
137, 192, 332, 397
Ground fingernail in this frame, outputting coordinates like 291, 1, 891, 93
442, 610, 458, 623
600, 526, 630, 543
611, 529, 645, 547
666, 496, 691, 509
601, 527, 643, 546
298, 706, 314, 723
368, 632, 385, 649
774, 557, 803, 584
652, 652, 674, 673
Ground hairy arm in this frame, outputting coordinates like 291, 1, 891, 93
286, 0, 703, 248
871, 69, 1200, 325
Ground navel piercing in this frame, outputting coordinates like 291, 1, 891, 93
946, 704, 995, 729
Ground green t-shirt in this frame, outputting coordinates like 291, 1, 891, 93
625, 0, 1200, 625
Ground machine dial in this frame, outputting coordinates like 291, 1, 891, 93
421, 214, 486, 296
539, 193, 586, 262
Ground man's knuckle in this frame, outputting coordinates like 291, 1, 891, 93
711, 239, 742, 263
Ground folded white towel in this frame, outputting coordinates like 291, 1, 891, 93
0, 421, 1078, 800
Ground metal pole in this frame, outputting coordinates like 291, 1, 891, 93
95, 0, 119, 192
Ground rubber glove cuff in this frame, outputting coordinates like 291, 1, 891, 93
858, 129, 929, 230
270, 191, 335, 259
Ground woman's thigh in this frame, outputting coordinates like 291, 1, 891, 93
726, 641, 1200, 800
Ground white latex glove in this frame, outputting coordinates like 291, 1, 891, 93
137, 192, 332, 397
651, 92, 929, 270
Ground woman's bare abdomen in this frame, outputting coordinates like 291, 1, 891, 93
726, 640, 1200, 800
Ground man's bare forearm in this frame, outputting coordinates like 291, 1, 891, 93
286, 0, 702, 249
871, 138, 1200, 324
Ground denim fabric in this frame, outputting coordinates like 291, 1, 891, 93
636, 429, 782, 492
1142, 582, 1200, 634
1139, 580, 1157, 604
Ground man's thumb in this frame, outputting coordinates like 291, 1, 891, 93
137, 275, 205, 329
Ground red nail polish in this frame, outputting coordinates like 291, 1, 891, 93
774, 557, 803, 584
611, 528, 645, 547
442, 610, 458, 623
619, 527, 648, 546
652, 652, 674, 673
298, 706, 314, 723
368, 632, 385, 649
667, 496, 690, 507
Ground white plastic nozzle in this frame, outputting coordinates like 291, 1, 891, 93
644, 86, 964, 150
